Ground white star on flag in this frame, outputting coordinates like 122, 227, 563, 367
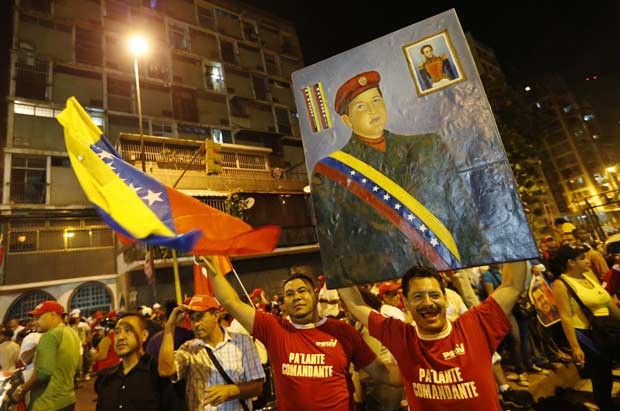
361, 178, 367, 184
407, 213, 414, 221
383, 194, 390, 200
128, 183, 142, 193
419, 224, 427, 233
372, 186, 379, 192
430, 237, 439, 247
97, 150, 116, 161
394, 204, 401, 210
142, 190, 164, 206
350, 170, 357, 176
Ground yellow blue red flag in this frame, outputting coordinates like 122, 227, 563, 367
56, 97, 280, 255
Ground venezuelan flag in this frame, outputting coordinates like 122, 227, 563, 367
57, 97, 280, 255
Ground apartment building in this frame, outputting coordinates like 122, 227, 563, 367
0, 0, 321, 320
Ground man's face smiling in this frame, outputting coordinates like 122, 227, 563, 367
406, 277, 448, 335
342, 88, 387, 139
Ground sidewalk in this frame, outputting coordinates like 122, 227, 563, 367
75, 378, 97, 411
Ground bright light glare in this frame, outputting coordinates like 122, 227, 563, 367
607, 166, 617, 173
129, 35, 148, 56
524, 86, 531, 91
64, 232, 75, 238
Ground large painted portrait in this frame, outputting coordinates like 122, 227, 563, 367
403, 30, 466, 96
292, 10, 539, 289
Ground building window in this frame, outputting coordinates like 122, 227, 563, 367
213, 129, 232, 144
10, 155, 47, 204
68, 281, 113, 318
21, 0, 52, 13
204, 63, 224, 92
220, 40, 237, 65
151, 121, 174, 137
8, 219, 114, 253
197, 6, 215, 29
5, 290, 56, 322
264, 53, 280, 76
14, 102, 61, 118
76, 27, 102, 66
15, 51, 49, 101
275, 107, 292, 135
242, 21, 258, 42
169, 24, 190, 50
172, 88, 198, 122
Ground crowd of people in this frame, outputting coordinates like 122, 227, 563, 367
0, 221, 618, 411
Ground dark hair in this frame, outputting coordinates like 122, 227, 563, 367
548, 245, 589, 278
1, 329, 14, 339
117, 313, 148, 332
554, 217, 568, 226
283, 272, 315, 290
420, 44, 433, 54
402, 266, 445, 297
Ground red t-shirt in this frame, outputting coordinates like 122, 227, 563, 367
368, 297, 510, 411
253, 310, 377, 411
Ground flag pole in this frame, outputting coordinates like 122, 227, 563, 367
172, 249, 182, 304
170, 144, 205, 304
197, 256, 253, 305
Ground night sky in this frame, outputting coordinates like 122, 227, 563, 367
251, 0, 619, 85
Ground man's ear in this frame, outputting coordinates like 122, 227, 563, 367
341, 114, 352, 128
141, 329, 149, 344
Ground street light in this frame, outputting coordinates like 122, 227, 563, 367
128, 35, 148, 172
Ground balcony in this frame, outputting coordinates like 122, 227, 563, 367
117, 133, 308, 193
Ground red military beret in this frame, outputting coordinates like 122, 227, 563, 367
334, 71, 381, 115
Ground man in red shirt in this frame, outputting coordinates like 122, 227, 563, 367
203, 258, 399, 411
339, 261, 526, 411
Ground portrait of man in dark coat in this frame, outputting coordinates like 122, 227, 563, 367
311, 70, 490, 288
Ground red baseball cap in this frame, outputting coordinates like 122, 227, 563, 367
334, 71, 381, 115
187, 295, 221, 312
249, 288, 264, 299
106, 310, 117, 318
29, 301, 64, 316
378, 281, 401, 297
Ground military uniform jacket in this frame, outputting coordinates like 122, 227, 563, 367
311, 130, 489, 288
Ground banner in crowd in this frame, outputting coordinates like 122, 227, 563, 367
292, 10, 538, 288
57, 97, 280, 256
528, 274, 560, 327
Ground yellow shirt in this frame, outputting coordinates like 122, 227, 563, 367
561, 273, 610, 330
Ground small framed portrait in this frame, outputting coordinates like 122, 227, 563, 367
403, 30, 466, 96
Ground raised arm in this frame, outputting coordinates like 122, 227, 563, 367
199, 256, 256, 333
490, 261, 527, 315
337, 286, 375, 328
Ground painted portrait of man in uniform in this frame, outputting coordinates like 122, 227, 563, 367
292, 10, 538, 288
310, 70, 489, 288
403, 30, 465, 96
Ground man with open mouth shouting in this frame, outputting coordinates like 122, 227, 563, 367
339, 261, 526, 411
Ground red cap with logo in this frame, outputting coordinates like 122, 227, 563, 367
334, 71, 381, 115
187, 295, 221, 312
29, 300, 64, 316
378, 281, 401, 297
